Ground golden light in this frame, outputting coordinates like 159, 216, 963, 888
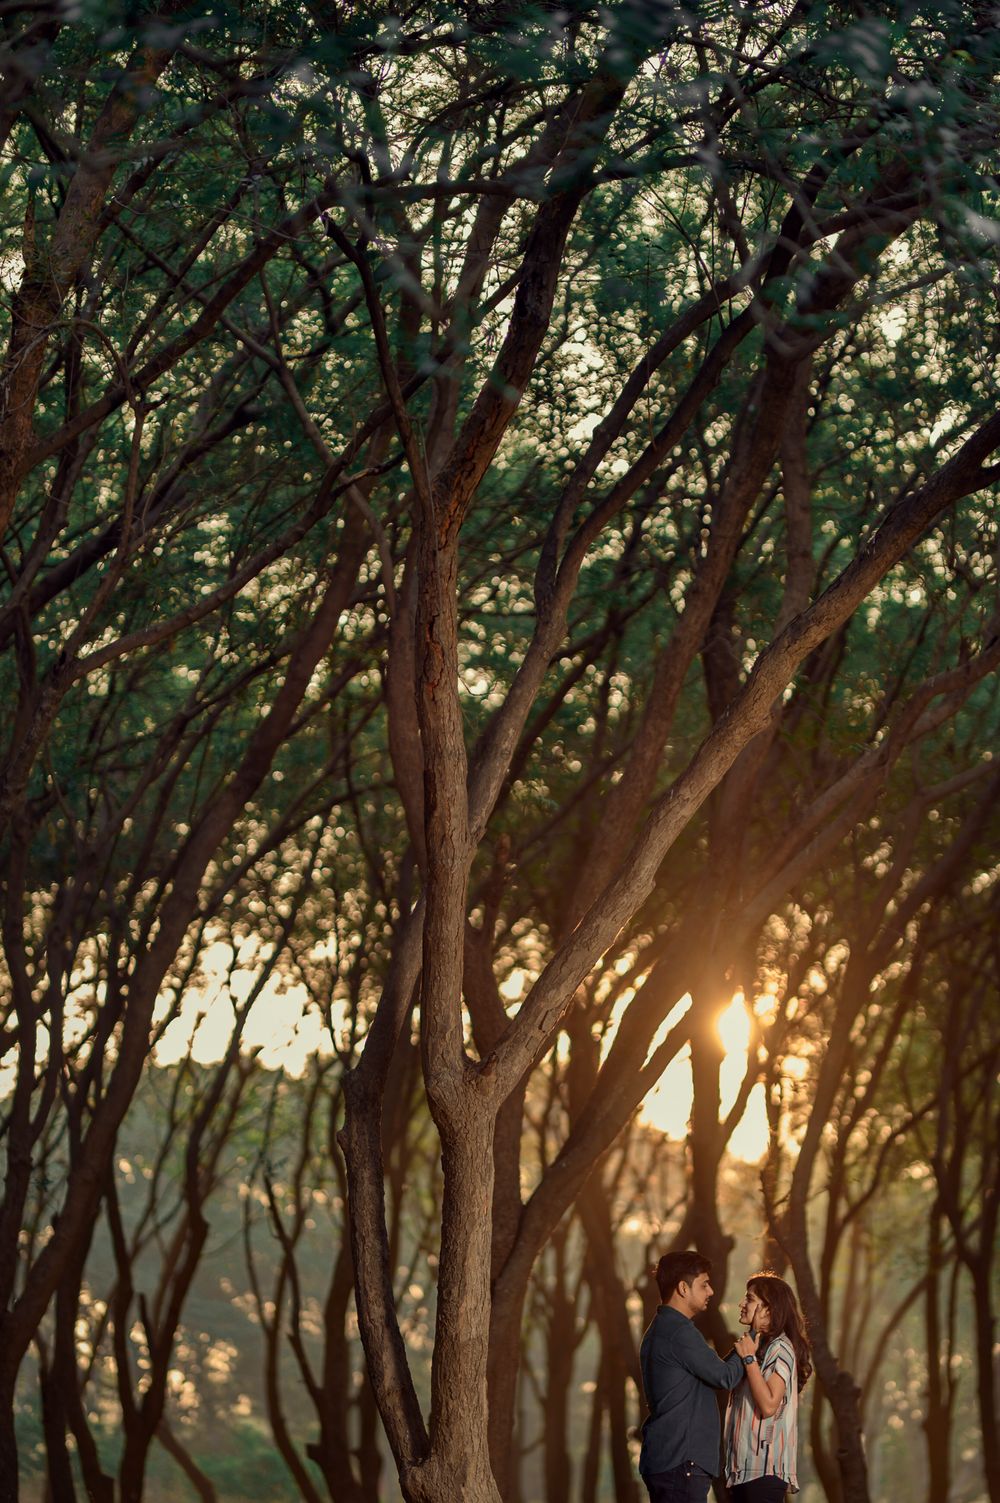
142, 948, 777, 1160
639, 990, 769, 1162
639, 1048, 694, 1139
151, 939, 336, 1076
717, 992, 751, 1055
753, 989, 779, 1021
727, 1084, 769, 1162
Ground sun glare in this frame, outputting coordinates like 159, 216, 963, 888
13, 943, 777, 1167
717, 992, 751, 1055
638, 991, 770, 1162
152, 940, 335, 1077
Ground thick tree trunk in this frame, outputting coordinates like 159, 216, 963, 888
487, 1270, 528, 1498
785, 1123, 870, 1500
344, 1050, 504, 1503
406, 1112, 501, 1503
0, 1374, 20, 1503
793, 1276, 869, 1503
828, 1375, 871, 1503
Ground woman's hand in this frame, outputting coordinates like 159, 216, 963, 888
735, 1330, 786, 1416
735, 1331, 760, 1359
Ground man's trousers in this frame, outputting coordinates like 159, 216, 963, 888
642, 1460, 713, 1502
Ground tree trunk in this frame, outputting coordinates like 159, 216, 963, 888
785, 1172, 870, 1502
679, 978, 734, 1356
357, 1378, 384, 1501
405, 1111, 501, 1503
810, 1376, 845, 1503
581, 1359, 605, 1503
0, 1374, 20, 1503
579, 1182, 639, 1503
487, 1268, 529, 1498
541, 1241, 575, 1503
344, 1054, 504, 1503
921, 1213, 952, 1503
828, 1373, 871, 1503
38, 1360, 78, 1503
971, 1264, 1000, 1503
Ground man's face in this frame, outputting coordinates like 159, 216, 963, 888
682, 1272, 714, 1312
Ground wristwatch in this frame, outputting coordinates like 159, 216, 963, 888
742, 1354, 756, 1366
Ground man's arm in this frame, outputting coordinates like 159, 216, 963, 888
676, 1324, 745, 1390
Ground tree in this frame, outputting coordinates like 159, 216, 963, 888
330, 7, 1000, 1499
757, 752, 1000, 1501
2, 4, 1000, 1502
924, 896, 1000, 1503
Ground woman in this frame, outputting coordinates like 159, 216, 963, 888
725, 1272, 812, 1501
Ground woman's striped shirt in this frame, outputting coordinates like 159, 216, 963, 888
724, 1332, 799, 1492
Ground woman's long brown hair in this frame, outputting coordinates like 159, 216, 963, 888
747, 1273, 813, 1390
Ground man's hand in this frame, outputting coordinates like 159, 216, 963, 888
735, 1331, 760, 1359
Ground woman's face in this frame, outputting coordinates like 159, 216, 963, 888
738, 1286, 771, 1332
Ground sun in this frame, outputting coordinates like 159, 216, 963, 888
717, 992, 751, 1056
639, 991, 769, 1162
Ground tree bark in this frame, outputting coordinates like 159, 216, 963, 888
541, 1235, 576, 1503
921, 1209, 953, 1503
580, 1188, 639, 1503
971, 1264, 1000, 1503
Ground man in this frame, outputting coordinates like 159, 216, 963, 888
639, 1250, 745, 1502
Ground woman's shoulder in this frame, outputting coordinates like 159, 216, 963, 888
764, 1332, 796, 1370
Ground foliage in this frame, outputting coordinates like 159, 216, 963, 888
1, 3, 999, 1502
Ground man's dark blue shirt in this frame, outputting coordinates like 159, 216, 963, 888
639, 1305, 744, 1478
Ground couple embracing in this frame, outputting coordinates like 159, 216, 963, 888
639, 1250, 812, 1503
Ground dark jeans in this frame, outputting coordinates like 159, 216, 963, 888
644, 1461, 713, 1502
730, 1478, 789, 1503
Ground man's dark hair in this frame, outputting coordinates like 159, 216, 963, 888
654, 1250, 712, 1301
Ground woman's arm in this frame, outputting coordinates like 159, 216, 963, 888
734, 1332, 787, 1418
